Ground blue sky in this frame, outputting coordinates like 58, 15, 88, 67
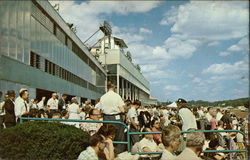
50, 1, 249, 102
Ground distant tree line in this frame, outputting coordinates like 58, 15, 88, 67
160, 97, 249, 108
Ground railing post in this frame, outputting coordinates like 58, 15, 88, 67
127, 127, 130, 152
246, 150, 249, 160
20, 117, 23, 123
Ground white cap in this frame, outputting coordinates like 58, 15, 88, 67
19, 88, 27, 93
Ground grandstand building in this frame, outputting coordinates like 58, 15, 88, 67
91, 36, 151, 103
0, 0, 106, 103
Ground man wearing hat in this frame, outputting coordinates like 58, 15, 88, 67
3, 90, 16, 128
176, 98, 197, 131
176, 98, 197, 152
15, 88, 29, 121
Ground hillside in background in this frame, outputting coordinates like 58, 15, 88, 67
161, 97, 249, 108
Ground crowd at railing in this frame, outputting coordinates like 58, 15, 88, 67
0, 86, 249, 160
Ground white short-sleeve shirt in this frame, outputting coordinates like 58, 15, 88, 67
178, 108, 197, 131
99, 91, 124, 114
216, 112, 223, 121
139, 138, 157, 153
95, 102, 101, 110
68, 103, 80, 119
206, 113, 212, 122
15, 96, 29, 118
127, 107, 139, 125
47, 98, 58, 110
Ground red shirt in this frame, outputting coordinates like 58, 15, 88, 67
210, 118, 217, 130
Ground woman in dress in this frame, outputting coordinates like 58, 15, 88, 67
68, 97, 80, 119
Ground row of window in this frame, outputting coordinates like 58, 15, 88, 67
30, 51, 103, 93
31, 0, 105, 79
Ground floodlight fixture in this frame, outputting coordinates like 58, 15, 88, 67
100, 21, 112, 36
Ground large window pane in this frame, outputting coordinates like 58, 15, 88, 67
9, 2, 17, 59
16, 1, 24, 62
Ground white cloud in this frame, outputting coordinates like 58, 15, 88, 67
228, 36, 249, 52
164, 35, 201, 58
49, 1, 160, 42
114, 32, 144, 44
219, 51, 230, 56
140, 64, 159, 73
188, 74, 194, 78
192, 77, 201, 83
227, 45, 242, 52
161, 1, 248, 59
168, 1, 249, 40
165, 85, 180, 91
202, 60, 248, 74
160, 6, 178, 25
128, 43, 173, 66
208, 41, 220, 46
139, 27, 152, 34
219, 36, 249, 56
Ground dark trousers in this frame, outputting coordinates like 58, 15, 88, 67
0, 115, 4, 130
5, 122, 16, 128
130, 127, 140, 146
103, 114, 126, 154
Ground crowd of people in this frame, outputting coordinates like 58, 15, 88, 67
0, 84, 248, 160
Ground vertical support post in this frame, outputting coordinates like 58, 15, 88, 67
126, 81, 128, 100
127, 127, 131, 152
117, 65, 120, 95
132, 85, 134, 101
129, 82, 132, 100
122, 78, 124, 99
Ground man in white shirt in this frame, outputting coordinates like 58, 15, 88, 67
216, 109, 223, 121
197, 106, 205, 118
127, 100, 141, 145
176, 98, 197, 131
99, 83, 125, 154
175, 98, 197, 152
206, 107, 213, 122
47, 93, 59, 112
95, 98, 101, 110
15, 89, 29, 121
37, 97, 46, 110
162, 107, 170, 126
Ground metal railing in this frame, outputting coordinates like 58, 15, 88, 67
19, 117, 248, 159
129, 130, 248, 158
